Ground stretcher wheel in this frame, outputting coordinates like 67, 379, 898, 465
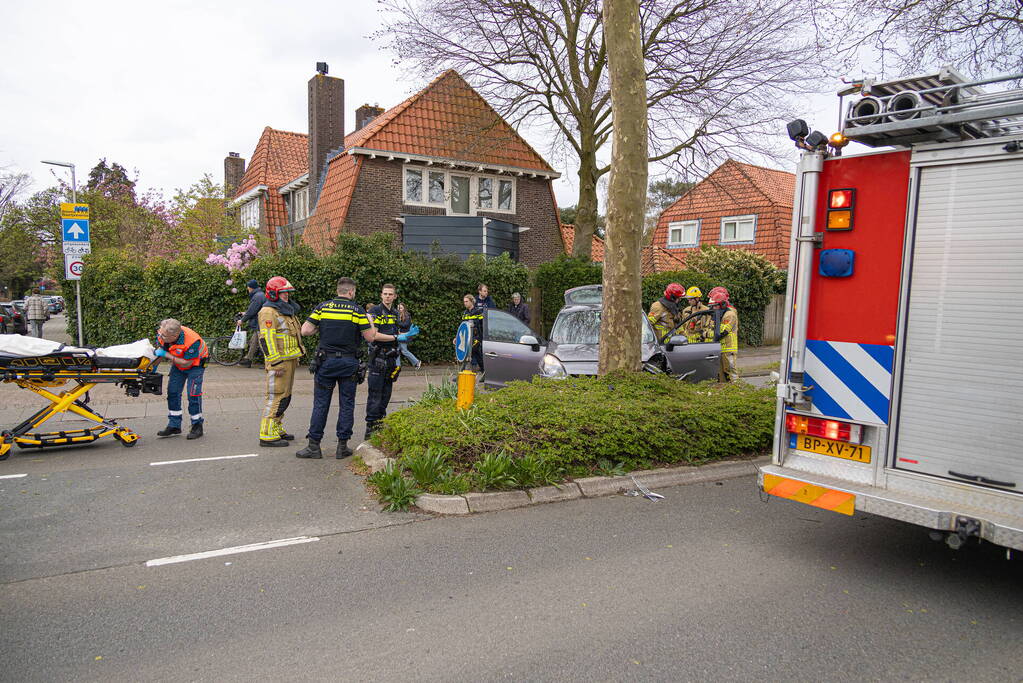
0, 434, 11, 461
114, 430, 139, 447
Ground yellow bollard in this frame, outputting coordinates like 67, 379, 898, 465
456, 370, 476, 410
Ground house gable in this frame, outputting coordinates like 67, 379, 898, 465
234, 127, 308, 242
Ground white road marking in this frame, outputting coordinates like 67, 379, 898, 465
146, 536, 320, 567
0, 474, 28, 480
149, 453, 259, 466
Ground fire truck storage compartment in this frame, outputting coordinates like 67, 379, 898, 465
891, 144, 1023, 492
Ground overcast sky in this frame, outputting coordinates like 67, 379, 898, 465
2, 1, 844, 208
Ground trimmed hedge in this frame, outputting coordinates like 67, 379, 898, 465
68, 233, 528, 361
375, 373, 774, 490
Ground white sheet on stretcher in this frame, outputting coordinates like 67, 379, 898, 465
0, 335, 156, 360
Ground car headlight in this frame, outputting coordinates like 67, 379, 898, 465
540, 354, 568, 378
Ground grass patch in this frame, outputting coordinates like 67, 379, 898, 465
373, 373, 774, 498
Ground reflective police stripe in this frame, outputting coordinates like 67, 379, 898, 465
804, 340, 894, 424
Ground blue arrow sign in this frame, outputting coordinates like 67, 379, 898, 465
62, 218, 91, 243
455, 321, 473, 363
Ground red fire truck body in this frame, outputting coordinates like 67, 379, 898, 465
760, 69, 1023, 551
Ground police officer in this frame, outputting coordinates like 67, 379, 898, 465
459, 293, 485, 374
364, 283, 420, 438
295, 278, 406, 459
258, 276, 305, 447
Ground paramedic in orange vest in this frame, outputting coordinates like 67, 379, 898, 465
708, 286, 739, 382
258, 276, 306, 447
155, 318, 209, 440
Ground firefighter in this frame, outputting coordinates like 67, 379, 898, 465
155, 318, 209, 440
258, 276, 305, 447
365, 284, 420, 438
647, 283, 684, 341
708, 286, 739, 382
681, 286, 711, 343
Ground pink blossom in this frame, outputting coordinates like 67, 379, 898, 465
230, 287, 238, 294
226, 279, 234, 286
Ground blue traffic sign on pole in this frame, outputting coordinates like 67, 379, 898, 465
454, 321, 473, 363
62, 218, 90, 243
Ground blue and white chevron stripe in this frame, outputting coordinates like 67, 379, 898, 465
803, 340, 894, 424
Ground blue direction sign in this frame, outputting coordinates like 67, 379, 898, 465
454, 321, 473, 363
62, 218, 90, 243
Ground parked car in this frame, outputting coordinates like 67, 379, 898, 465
0, 303, 28, 335
481, 285, 722, 389
45, 296, 63, 313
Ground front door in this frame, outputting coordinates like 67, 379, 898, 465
482, 309, 544, 388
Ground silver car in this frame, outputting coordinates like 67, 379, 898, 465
482, 285, 721, 388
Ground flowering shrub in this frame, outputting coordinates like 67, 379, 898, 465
206, 235, 259, 271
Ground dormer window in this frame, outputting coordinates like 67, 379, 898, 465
404, 163, 515, 215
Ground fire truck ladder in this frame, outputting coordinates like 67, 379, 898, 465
840, 68, 1023, 147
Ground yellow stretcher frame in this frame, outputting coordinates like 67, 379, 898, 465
0, 353, 163, 460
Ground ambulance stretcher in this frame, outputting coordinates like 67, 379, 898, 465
0, 336, 163, 459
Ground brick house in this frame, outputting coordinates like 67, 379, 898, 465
559, 225, 688, 275
225, 68, 564, 267
652, 160, 795, 268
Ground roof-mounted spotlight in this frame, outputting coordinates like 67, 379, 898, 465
787, 119, 809, 142
804, 130, 828, 150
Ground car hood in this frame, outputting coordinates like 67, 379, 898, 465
546, 341, 657, 375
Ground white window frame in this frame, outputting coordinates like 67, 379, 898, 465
402, 163, 516, 215
289, 187, 309, 222
240, 199, 260, 230
667, 219, 700, 248
719, 214, 756, 244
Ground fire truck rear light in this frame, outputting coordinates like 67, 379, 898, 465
829, 189, 854, 209
786, 414, 861, 443
826, 209, 852, 229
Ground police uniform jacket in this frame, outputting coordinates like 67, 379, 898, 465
306, 298, 371, 355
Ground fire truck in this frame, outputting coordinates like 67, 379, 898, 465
759, 68, 1023, 552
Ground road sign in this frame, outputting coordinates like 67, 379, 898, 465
62, 218, 90, 243
62, 242, 92, 256
64, 254, 84, 280
60, 203, 90, 220
454, 321, 473, 363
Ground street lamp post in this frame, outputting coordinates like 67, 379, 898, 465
41, 160, 83, 346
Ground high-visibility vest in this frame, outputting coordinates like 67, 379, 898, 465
681, 303, 711, 342
461, 308, 483, 346
258, 306, 304, 365
164, 326, 209, 369
718, 306, 739, 353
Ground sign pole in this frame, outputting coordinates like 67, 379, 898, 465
71, 171, 84, 346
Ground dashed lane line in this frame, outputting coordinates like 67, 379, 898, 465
149, 453, 259, 466
0, 473, 28, 479
145, 536, 320, 567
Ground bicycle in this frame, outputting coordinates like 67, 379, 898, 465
208, 314, 256, 366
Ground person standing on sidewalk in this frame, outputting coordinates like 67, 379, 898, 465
295, 278, 406, 459
507, 292, 530, 327
474, 283, 495, 309
457, 293, 485, 374
257, 276, 305, 447
237, 279, 265, 367
154, 318, 209, 440
25, 289, 48, 338
365, 284, 420, 438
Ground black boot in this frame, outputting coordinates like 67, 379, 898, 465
295, 440, 322, 459
259, 439, 290, 447
365, 422, 380, 439
186, 422, 204, 440
279, 432, 296, 441
336, 441, 352, 459
157, 426, 181, 437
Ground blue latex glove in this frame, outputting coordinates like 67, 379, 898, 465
154, 347, 167, 357
406, 324, 421, 338
396, 332, 410, 343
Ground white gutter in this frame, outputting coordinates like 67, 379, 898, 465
231, 184, 267, 205
346, 146, 561, 180
279, 173, 310, 195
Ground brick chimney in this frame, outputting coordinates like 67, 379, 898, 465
355, 103, 385, 131
307, 65, 345, 208
224, 152, 245, 198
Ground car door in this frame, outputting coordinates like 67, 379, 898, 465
482, 309, 545, 388
661, 309, 720, 381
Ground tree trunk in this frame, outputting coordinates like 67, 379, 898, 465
572, 148, 600, 260
598, 0, 648, 376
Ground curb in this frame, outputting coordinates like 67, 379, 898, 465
355, 441, 767, 515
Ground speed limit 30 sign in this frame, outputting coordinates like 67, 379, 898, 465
64, 254, 84, 280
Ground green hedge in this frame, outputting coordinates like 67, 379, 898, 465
375, 373, 774, 486
67, 233, 528, 362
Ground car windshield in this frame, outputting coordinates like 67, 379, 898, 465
551, 310, 654, 345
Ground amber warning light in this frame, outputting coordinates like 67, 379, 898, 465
827, 188, 856, 230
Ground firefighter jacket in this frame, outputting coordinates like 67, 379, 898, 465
681, 302, 711, 342
161, 326, 209, 370
258, 301, 305, 367
717, 306, 739, 354
647, 297, 680, 340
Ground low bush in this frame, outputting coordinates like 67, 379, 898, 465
375, 373, 774, 494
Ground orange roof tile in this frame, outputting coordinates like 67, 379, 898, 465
235, 127, 309, 241
560, 224, 605, 261
304, 154, 362, 252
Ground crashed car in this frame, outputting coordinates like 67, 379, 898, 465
481, 285, 722, 388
